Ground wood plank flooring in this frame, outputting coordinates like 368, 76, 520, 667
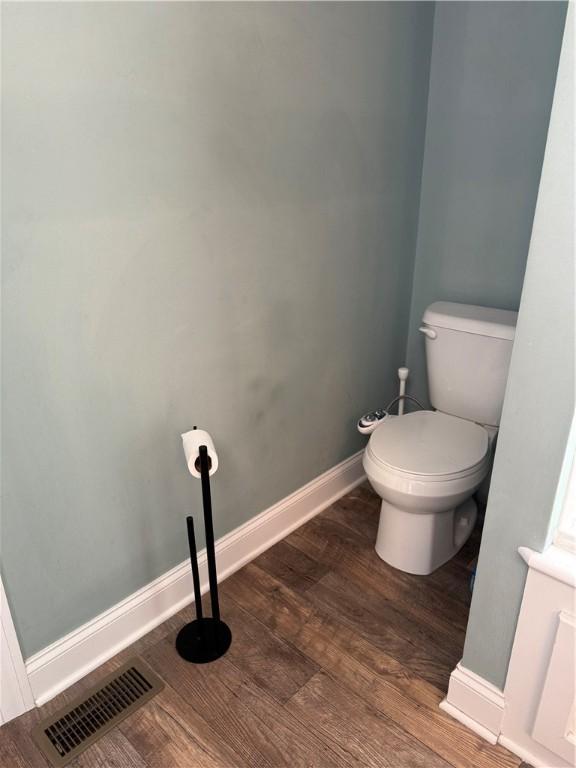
1, 484, 527, 767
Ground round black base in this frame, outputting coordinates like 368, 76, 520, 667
175, 618, 232, 663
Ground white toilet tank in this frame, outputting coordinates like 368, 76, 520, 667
421, 302, 518, 427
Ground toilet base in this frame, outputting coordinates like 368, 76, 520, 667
375, 497, 477, 575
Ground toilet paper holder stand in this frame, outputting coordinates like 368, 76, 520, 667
175, 441, 232, 663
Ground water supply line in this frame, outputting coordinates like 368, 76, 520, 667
385, 393, 425, 415
384, 367, 425, 415
397, 367, 409, 416
357, 367, 424, 434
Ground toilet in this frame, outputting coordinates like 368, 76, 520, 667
363, 301, 517, 575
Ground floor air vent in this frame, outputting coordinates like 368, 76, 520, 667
31, 657, 164, 767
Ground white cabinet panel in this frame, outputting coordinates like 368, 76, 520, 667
532, 612, 576, 764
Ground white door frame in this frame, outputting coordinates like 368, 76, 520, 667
1, 577, 35, 725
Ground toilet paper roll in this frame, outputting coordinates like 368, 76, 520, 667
181, 428, 219, 478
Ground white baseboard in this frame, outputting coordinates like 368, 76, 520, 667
439, 662, 506, 745
25, 452, 365, 707
498, 735, 554, 768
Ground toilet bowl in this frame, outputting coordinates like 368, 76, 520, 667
363, 410, 491, 575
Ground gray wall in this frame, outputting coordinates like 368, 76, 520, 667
405, 2, 567, 405
1, 2, 434, 657
463, 6, 574, 689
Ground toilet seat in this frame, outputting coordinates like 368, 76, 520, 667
366, 410, 489, 482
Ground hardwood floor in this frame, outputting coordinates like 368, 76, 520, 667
1, 484, 526, 767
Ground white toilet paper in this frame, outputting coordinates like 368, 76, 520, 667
181, 429, 219, 478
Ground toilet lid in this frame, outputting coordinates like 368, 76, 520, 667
368, 411, 488, 477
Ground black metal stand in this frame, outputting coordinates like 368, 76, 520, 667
176, 443, 232, 663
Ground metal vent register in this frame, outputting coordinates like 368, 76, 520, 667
31, 658, 164, 767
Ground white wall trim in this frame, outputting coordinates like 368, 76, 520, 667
518, 545, 576, 588
25, 451, 365, 707
1, 579, 35, 725
439, 662, 506, 745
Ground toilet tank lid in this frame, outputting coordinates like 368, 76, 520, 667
423, 302, 517, 340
